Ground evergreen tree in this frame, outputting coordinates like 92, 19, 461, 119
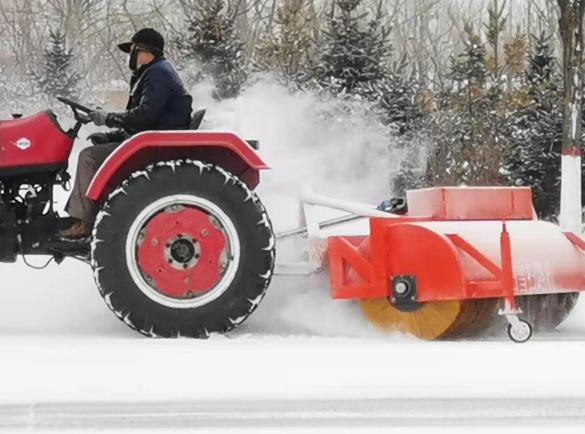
178, 0, 248, 100
484, 0, 507, 77
253, 0, 317, 83
448, 23, 488, 112
35, 30, 80, 99
303, 0, 392, 97
504, 32, 528, 82
301, 0, 420, 129
427, 24, 498, 186
504, 32, 585, 220
299, 0, 423, 195
526, 32, 556, 86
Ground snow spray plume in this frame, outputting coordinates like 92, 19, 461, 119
194, 76, 410, 233
193, 76, 420, 339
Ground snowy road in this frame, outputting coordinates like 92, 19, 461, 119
1, 256, 585, 431
2, 335, 585, 431
3, 398, 585, 431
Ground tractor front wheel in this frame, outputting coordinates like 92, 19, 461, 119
91, 160, 275, 338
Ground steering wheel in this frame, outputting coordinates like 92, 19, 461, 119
57, 97, 93, 124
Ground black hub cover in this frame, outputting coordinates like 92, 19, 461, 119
170, 239, 195, 263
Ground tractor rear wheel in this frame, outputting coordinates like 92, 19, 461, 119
91, 160, 275, 338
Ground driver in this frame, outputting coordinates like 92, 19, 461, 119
60, 28, 193, 240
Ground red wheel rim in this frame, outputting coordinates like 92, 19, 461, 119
136, 206, 228, 298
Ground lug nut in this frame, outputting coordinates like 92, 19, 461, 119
184, 277, 192, 285
152, 238, 159, 246
201, 229, 209, 237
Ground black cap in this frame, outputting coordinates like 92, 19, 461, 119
118, 28, 165, 56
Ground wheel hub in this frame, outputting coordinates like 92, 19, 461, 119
136, 207, 229, 298
166, 235, 200, 270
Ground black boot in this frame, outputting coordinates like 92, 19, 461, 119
59, 219, 93, 240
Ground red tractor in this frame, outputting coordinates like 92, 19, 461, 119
0, 98, 275, 338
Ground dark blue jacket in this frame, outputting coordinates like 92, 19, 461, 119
106, 58, 193, 137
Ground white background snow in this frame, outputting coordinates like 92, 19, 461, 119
1, 80, 585, 432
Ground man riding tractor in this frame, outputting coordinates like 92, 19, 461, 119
60, 28, 193, 240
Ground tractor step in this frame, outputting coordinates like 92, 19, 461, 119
20, 216, 90, 259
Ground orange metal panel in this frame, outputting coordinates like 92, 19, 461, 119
407, 187, 534, 220
500, 222, 517, 310
328, 237, 387, 299
447, 234, 502, 280
330, 217, 585, 303
380, 223, 467, 302
566, 232, 585, 251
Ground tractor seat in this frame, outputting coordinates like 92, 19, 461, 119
188, 108, 258, 150
190, 109, 206, 130
246, 140, 259, 150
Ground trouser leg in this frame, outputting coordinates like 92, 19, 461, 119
65, 143, 118, 224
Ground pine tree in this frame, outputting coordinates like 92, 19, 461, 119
526, 33, 556, 86
301, 0, 420, 128
299, 0, 423, 195
302, 0, 392, 97
448, 23, 488, 112
253, 0, 317, 83
504, 32, 528, 81
484, 0, 507, 77
178, 0, 248, 100
426, 24, 497, 186
35, 30, 80, 99
504, 32, 585, 220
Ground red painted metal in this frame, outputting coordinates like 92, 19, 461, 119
86, 131, 269, 200
562, 148, 582, 156
446, 234, 502, 280
329, 236, 379, 298
137, 207, 227, 297
566, 232, 585, 251
500, 222, 516, 310
407, 187, 534, 220
0, 111, 73, 167
328, 187, 585, 304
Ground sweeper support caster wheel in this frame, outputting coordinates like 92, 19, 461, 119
506, 319, 533, 343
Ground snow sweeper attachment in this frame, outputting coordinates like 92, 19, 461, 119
276, 186, 584, 343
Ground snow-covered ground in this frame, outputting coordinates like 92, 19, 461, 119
2, 256, 585, 432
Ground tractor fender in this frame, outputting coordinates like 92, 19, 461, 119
86, 131, 269, 201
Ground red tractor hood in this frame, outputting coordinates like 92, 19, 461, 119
0, 111, 74, 169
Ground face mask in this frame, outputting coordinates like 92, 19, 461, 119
129, 46, 139, 71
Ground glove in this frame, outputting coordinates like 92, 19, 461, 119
87, 132, 109, 146
378, 198, 408, 215
88, 110, 108, 127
